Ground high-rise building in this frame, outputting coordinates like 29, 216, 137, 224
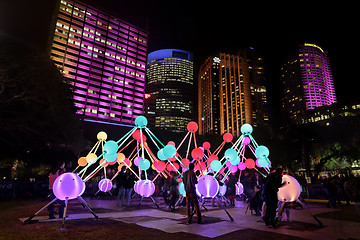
49, 0, 148, 126
198, 53, 252, 137
280, 43, 336, 124
145, 49, 194, 132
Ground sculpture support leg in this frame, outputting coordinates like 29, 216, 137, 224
296, 199, 323, 227
24, 197, 59, 224
150, 196, 160, 209
60, 197, 69, 230
137, 196, 144, 209
215, 196, 234, 221
77, 196, 99, 219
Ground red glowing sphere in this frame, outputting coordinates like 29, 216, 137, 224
191, 148, 204, 160
187, 122, 198, 133
245, 158, 255, 169
223, 133, 233, 143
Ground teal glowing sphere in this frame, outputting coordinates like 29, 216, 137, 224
229, 156, 241, 165
210, 160, 222, 172
104, 152, 118, 163
257, 157, 269, 168
103, 140, 118, 154
139, 158, 150, 171
135, 116, 148, 128
241, 123, 253, 135
255, 145, 270, 159
163, 144, 177, 159
224, 148, 238, 161
157, 148, 167, 161
178, 181, 186, 196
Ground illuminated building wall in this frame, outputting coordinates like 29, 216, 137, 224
146, 49, 194, 132
281, 43, 336, 125
198, 53, 252, 137
49, 0, 148, 125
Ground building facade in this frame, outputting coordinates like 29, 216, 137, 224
281, 43, 337, 125
49, 0, 148, 126
145, 49, 194, 132
198, 53, 252, 137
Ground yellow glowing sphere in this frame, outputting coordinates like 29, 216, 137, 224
97, 131, 107, 141
86, 153, 98, 164
117, 153, 125, 163
278, 175, 301, 202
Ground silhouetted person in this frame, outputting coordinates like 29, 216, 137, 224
263, 168, 285, 228
183, 163, 202, 224
48, 162, 65, 219
116, 166, 127, 207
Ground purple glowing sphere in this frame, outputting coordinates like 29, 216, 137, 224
98, 178, 113, 192
134, 180, 155, 197
243, 136, 251, 145
53, 173, 85, 200
196, 175, 219, 198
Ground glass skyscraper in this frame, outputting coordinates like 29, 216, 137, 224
280, 43, 336, 124
145, 49, 194, 132
49, 0, 148, 125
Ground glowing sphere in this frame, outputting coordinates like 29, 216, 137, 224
166, 162, 179, 172
236, 182, 244, 195
78, 157, 87, 167
187, 121, 198, 133
135, 180, 155, 197
99, 159, 109, 167
196, 175, 219, 198
104, 152, 117, 163
53, 173, 85, 200
194, 162, 206, 172
132, 130, 147, 142
210, 160, 222, 172
134, 156, 142, 166
240, 123, 253, 135
178, 181, 186, 196
97, 131, 107, 141
117, 153, 125, 163
243, 136, 251, 145
207, 154, 218, 165
153, 160, 166, 172
167, 141, 176, 146
135, 116, 148, 128
104, 140, 118, 154
86, 153, 97, 164
258, 157, 269, 168
181, 158, 190, 168
163, 144, 177, 159
219, 184, 227, 196
98, 178, 112, 192
223, 133, 233, 143
202, 142, 211, 150
229, 165, 238, 173
278, 175, 301, 202
139, 158, 151, 171
191, 148, 204, 160
255, 145, 270, 159
224, 148, 238, 161
157, 148, 167, 161
238, 162, 246, 170
245, 158, 255, 169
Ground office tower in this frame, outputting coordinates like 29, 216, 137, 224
145, 49, 194, 132
280, 43, 336, 124
49, 0, 148, 125
198, 53, 252, 137
238, 47, 270, 127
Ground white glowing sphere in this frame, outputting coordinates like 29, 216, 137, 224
134, 180, 155, 197
278, 175, 301, 202
236, 182, 244, 195
97, 131, 107, 140
196, 175, 219, 198
53, 173, 85, 200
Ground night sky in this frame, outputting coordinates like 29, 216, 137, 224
1, 0, 358, 123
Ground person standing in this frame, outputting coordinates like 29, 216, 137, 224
124, 168, 136, 207
169, 171, 179, 211
183, 163, 202, 224
48, 162, 65, 219
263, 168, 285, 228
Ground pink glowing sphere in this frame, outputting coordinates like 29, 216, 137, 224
98, 178, 112, 192
53, 173, 85, 200
238, 162, 246, 170
167, 141, 176, 146
187, 122, 198, 133
153, 160, 166, 172
134, 156, 142, 166
278, 175, 301, 202
202, 142, 211, 150
134, 180, 155, 197
196, 175, 219, 198
243, 136, 251, 145
181, 158, 190, 168
132, 130, 146, 142
230, 165, 238, 173
166, 162, 179, 172
191, 148, 204, 160
223, 133, 233, 143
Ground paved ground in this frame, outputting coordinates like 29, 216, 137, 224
12, 196, 360, 240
